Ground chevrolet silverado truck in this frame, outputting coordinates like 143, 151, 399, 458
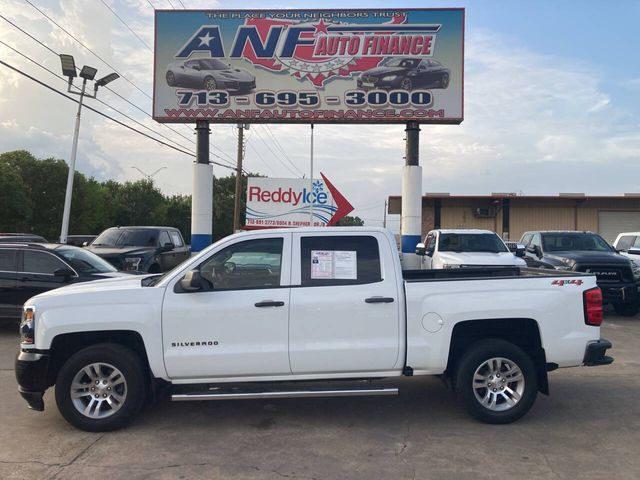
520, 230, 640, 316
15, 227, 613, 431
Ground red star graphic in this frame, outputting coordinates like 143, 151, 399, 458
313, 19, 329, 35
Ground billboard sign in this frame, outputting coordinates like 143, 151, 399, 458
153, 9, 464, 124
245, 174, 354, 229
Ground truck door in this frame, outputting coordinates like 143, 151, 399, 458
289, 232, 401, 374
162, 233, 292, 379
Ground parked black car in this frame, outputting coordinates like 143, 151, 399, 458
165, 58, 256, 92
0, 233, 47, 243
0, 243, 129, 320
520, 230, 640, 315
357, 57, 451, 91
85, 226, 189, 273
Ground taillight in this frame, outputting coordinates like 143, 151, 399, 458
583, 287, 603, 326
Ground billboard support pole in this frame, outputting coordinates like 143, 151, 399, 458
309, 123, 314, 227
401, 121, 422, 269
233, 124, 244, 233
191, 120, 213, 253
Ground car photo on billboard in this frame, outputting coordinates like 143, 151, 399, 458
165, 58, 256, 92
357, 57, 451, 91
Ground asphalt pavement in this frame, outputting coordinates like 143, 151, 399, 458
0, 312, 638, 480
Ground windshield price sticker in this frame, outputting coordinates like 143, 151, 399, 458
311, 250, 357, 279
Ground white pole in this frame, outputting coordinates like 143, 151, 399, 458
59, 78, 87, 244
309, 123, 314, 227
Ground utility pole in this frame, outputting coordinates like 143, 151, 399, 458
383, 200, 387, 228
233, 124, 245, 232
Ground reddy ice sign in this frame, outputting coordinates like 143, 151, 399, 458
245, 174, 354, 228
153, 9, 464, 124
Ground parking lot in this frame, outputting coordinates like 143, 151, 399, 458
0, 312, 638, 480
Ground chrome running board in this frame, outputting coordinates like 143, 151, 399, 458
172, 386, 398, 402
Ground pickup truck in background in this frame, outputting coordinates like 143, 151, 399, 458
416, 229, 526, 269
15, 227, 612, 431
84, 226, 189, 273
520, 230, 640, 316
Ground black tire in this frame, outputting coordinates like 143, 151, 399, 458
204, 76, 217, 90
55, 343, 146, 432
613, 302, 638, 317
440, 73, 450, 88
400, 78, 412, 91
166, 71, 175, 87
455, 339, 538, 424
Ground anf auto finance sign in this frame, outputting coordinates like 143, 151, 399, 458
153, 9, 464, 124
245, 175, 354, 229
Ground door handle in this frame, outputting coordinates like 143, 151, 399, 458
255, 300, 285, 308
365, 297, 395, 304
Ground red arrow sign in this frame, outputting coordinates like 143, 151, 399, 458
321, 172, 354, 225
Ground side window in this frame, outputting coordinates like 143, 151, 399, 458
185, 60, 197, 69
199, 238, 283, 290
425, 234, 436, 251
617, 235, 636, 251
23, 251, 67, 275
159, 231, 171, 246
531, 234, 542, 249
0, 249, 17, 272
169, 231, 183, 247
520, 233, 533, 247
300, 235, 381, 287
633, 237, 640, 249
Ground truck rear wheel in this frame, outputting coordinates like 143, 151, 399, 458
55, 343, 146, 431
456, 339, 538, 424
613, 302, 638, 317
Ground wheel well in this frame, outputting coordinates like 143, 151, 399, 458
446, 318, 549, 395
48, 330, 150, 386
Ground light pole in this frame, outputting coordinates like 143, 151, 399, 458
58, 54, 119, 244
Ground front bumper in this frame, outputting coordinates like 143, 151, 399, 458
15, 351, 51, 411
600, 283, 639, 304
583, 338, 614, 366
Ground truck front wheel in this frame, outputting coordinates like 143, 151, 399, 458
55, 344, 146, 431
456, 339, 538, 424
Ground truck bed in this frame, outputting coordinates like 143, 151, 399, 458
403, 266, 589, 282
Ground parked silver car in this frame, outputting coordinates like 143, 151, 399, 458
165, 58, 256, 92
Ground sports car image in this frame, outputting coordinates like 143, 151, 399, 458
165, 58, 256, 92
357, 57, 451, 91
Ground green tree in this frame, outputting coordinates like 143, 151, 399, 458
0, 160, 32, 232
335, 215, 365, 226
165, 194, 192, 242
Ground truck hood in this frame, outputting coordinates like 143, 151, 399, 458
545, 251, 630, 265
30, 274, 153, 302
438, 252, 526, 266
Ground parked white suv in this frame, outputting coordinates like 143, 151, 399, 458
613, 232, 640, 262
417, 229, 527, 269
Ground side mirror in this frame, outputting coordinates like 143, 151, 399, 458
628, 248, 640, 256
515, 244, 526, 258
82, 241, 88, 247
415, 243, 426, 256
53, 267, 74, 280
179, 270, 203, 292
529, 245, 542, 257
162, 242, 174, 252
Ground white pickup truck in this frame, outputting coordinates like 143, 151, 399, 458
15, 227, 613, 431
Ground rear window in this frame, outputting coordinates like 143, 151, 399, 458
300, 236, 381, 286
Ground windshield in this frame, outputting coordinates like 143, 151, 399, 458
57, 247, 117, 274
92, 229, 158, 247
383, 58, 419, 68
200, 59, 227, 70
438, 233, 509, 253
542, 233, 613, 252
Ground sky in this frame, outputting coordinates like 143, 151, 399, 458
1, 0, 639, 232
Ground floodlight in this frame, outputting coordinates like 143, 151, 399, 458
79, 65, 98, 81
95, 73, 120, 87
59, 54, 77, 78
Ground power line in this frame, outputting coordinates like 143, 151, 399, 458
176, 0, 187, 8
0, 59, 238, 171
99, 0, 152, 52
251, 127, 302, 177
0, 14, 236, 168
261, 125, 304, 176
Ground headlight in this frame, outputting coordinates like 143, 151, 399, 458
631, 260, 640, 280
20, 306, 35, 345
123, 257, 143, 271
442, 264, 461, 269
382, 75, 397, 82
